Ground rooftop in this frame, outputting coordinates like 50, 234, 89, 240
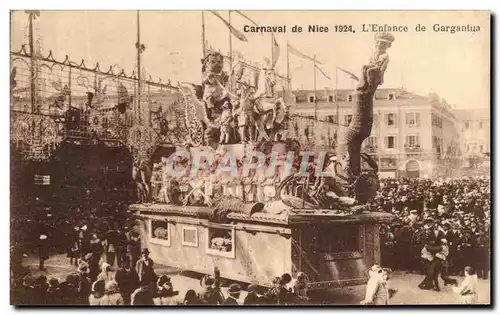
453, 108, 490, 122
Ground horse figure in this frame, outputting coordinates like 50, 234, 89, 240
132, 160, 152, 203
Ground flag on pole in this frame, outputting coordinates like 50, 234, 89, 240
209, 11, 248, 42
315, 65, 331, 80
287, 43, 323, 64
272, 35, 280, 67
337, 67, 359, 81
233, 10, 259, 27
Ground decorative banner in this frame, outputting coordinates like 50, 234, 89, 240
209, 11, 248, 42
287, 43, 323, 64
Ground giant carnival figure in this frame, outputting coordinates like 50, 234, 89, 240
337, 32, 395, 201
234, 58, 289, 143
202, 51, 230, 120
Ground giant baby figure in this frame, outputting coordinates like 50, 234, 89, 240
338, 32, 395, 181
201, 51, 230, 119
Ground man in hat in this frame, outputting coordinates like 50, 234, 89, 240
115, 258, 140, 305
135, 248, 155, 285
223, 283, 241, 305
198, 275, 224, 305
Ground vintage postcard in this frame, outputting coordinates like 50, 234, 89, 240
10, 10, 490, 306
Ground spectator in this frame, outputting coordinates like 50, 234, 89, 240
101, 281, 124, 306
88, 280, 106, 305
135, 248, 155, 284
244, 284, 261, 305
115, 259, 140, 305
97, 262, 113, 282
223, 283, 241, 305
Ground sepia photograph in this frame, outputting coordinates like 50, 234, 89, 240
9, 10, 491, 306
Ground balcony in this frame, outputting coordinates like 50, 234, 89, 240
404, 145, 423, 153
363, 146, 378, 154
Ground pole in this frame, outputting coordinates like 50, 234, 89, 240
313, 55, 317, 120
335, 67, 339, 141
28, 12, 36, 113
378, 109, 382, 171
201, 11, 206, 59
271, 33, 277, 97
286, 40, 290, 101
68, 67, 72, 110
228, 10, 233, 89
136, 10, 141, 124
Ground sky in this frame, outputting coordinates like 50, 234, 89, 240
10, 10, 490, 109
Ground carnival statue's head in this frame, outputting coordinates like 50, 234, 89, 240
374, 32, 395, 53
202, 52, 224, 74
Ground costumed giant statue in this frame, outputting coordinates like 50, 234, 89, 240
337, 32, 395, 194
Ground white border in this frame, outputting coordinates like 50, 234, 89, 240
181, 224, 199, 248
148, 219, 171, 247
206, 224, 236, 259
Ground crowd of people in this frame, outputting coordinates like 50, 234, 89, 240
12, 215, 310, 305
373, 177, 490, 292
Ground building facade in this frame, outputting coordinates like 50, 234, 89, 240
453, 108, 490, 171
289, 88, 462, 178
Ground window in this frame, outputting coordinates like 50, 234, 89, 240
348, 94, 353, 102
406, 112, 420, 126
328, 95, 334, 102
344, 115, 352, 125
327, 115, 335, 123
308, 95, 315, 103
365, 136, 377, 148
388, 93, 395, 100
406, 135, 420, 147
149, 219, 171, 247
182, 225, 198, 247
465, 122, 469, 129
294, 95, 299, 103
206, 224, 235, 259
386, 113, 396, 126
386, 136, 396, 149
479, 122, 483, 129
480, 145, 484, 153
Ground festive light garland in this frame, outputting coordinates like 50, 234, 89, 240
11, 113, 63, 161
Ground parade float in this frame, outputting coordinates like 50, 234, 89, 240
128, 35, 395, 290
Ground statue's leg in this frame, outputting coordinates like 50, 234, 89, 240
249, 124, 256, 142
347, 132, 362, 178
356, 66, 369, 91
136, 184, 142, 202
239, 126, 246, 143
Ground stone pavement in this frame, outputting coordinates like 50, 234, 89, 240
22, 254, 490, 305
